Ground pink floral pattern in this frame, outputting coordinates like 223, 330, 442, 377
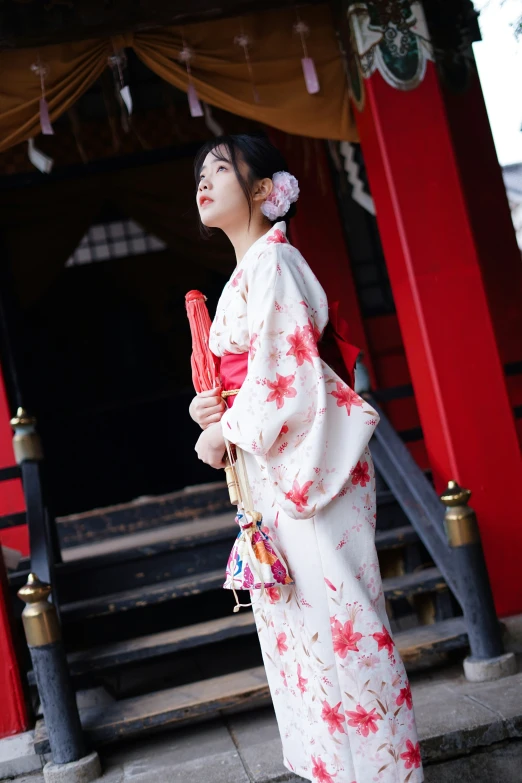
266, 373, 298, 409
286, 324, 319, 366
330, 381, 364, 416
267, 228, 289, 244
209, 222, 423, 782
285, 479, 314, 513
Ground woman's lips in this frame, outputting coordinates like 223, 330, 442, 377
199, 196, 214, 207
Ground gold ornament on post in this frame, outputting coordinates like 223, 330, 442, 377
10, 407, 43, 464
440, 480, 479, 548
17, 573, 60, 647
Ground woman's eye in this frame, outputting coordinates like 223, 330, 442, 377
217, 165, 227, 172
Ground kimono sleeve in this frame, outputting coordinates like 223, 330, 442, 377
220, 242, 325, 457
221, 241, 379, 521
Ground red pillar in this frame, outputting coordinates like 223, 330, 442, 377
341, 9, 522, 616
0, 555, 29, 737
0, 370, 28, 736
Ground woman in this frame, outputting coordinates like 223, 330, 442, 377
190, 133, 423, 783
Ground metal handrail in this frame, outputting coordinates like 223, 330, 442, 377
366, 394, 461, 602
366, 392, 506, 663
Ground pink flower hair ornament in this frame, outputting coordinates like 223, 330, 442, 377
261, 171, 300, 221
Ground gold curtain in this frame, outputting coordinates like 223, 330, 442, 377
0, 38, 110, 152
0, 5, 356, 153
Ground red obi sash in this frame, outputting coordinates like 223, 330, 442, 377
220, 353, 248, 408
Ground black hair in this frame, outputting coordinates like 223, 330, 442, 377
194, 132, 297, 232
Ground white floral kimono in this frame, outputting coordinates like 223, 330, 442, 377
209, 222, 424, 783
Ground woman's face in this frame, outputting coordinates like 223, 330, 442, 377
196, 147, 252, 230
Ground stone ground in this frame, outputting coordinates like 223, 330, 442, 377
2, 615, 522, 783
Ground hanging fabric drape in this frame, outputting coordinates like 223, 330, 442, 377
0, 5, 357, 153
0, 38, 110, 152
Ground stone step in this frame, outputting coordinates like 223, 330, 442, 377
33, 616, 470, 754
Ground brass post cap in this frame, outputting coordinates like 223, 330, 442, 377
440, 480, 472, 507
18, 573, 52, 604
10, 407, 36, 428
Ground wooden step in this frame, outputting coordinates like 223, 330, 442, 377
60, 569, 226, 623
60, 511, 238, 563
10, 513, 238, 601
55, 482, 232, 549
33, 616, 468, 753
10, 517, 421, 601
53, 475, 405, 551
66, 611, 257, 676
384, 567, 446, 600
55, 479, 401, 550
397, 616, 468, 668
34, 666, 271, 752
60, 520, 418, 566
60, 562, 444, 624
375, 524, 419, 550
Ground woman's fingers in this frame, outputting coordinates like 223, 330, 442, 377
201, 402, 224, 414
197, 398, 225, 413
190, 392, 225, 430
202, 413, 223, 429
198, 396, 221, 408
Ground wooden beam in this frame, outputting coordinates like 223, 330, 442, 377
0, 0, 319, 50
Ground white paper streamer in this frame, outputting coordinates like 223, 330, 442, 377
119, 85, 133, 115
294, 17, 320, 95
203, 103, 224, 136
28, 138, 54, 174
180, 43, 204, 118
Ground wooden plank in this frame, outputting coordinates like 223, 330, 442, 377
59, 562, 445, 624
11, 508, 416, 600
55, 481, 396, 550
62, 517, 416, 565
61, 569, 225, 622
60, 512, 237, 563
66, 612, 257, 675
395, 616, 468, 667
55, 483, 231, 549
383, 567, 446, 600
375, 525, 419, 550
58, 568, 447, 622
34, 666, 271, 752
33, 618, 469, 753
1, 0, 320, 49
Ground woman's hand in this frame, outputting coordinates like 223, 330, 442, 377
195, 422, 227, 469
189, 388, 225, 430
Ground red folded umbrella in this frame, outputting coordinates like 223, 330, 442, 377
186, 290, 293, 613
186, 289, 239, 503
185, 290, 221, 393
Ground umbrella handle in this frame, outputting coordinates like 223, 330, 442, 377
224, 454, 240, 506
224, 440, 255, 512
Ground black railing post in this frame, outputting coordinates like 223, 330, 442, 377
440, 481, 516, 681
18, 573, 101, 783
10, 407, 61, 596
